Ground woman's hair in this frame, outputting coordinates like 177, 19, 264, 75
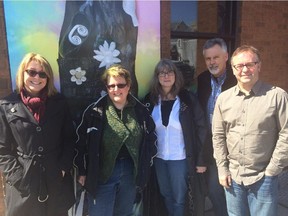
16, 52, 58, 96
150, 59, 184, 105
101, 64, 132, 87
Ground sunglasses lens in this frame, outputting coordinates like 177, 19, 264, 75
107, 84, 115, 89
26, 70, 47, 79
26, 70, 37, 77
38, 72, 47, 79
107, 83, 127, 90
117, 84, 127, 88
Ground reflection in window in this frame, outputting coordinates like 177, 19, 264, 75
171, 1, 197, 32
171, 39, 197, 67
170, 1, 197, 68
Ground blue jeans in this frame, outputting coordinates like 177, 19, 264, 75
154, 158, 188, 216
225, 176, 278, 216
206, 163, 228, 216
87, 158, 136, 216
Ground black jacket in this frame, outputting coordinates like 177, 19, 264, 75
0, 92, 76, 216
74, 93, 157, 198
143, 89, 207, 215
197, 69, 237, 164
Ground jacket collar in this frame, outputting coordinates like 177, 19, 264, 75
2, 93, 38, 124
2, 92, 64, 125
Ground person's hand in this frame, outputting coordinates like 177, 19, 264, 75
196, 166, 207, 173
78, 176, 86, 186
219, 175, 232, 188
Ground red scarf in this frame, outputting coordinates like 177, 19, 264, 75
20, 89, 47, 123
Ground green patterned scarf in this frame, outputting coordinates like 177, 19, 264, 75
99, 96, 142, 183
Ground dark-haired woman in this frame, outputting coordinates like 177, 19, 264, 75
144, 59, 207, 216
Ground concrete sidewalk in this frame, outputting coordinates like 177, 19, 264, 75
204, 170, 288, 216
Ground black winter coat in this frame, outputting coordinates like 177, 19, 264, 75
143, 89, 207, 215
0, 92, 76, 216
197, 69, 236, 164
74, 94, 157, 198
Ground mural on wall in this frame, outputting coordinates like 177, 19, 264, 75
4, 0, 160, 120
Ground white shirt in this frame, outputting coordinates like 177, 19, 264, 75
152, 96, 186, 160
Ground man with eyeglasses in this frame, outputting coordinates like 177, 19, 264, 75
212, 45, 288, 215
197, 38, 235, 216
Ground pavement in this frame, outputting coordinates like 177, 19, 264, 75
204, 170, 288, 216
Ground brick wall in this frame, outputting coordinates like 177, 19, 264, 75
196, 1, 218, 76
239, 1, 288, 92
160, 1, 170, 59
0, 2, 9, 214
0, 1, 12, 98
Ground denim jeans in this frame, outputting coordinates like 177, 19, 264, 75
225, 175, 278, 216
206, 163, 228, 216
154, 158, 188, 216
87, 158, 136, 216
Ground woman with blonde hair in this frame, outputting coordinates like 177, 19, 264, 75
0, 53, 76, 216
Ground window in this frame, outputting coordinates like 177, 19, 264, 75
170, 1, 238, 73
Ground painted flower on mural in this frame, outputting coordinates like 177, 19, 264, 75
70, 67, 87, 85
93, 40, 121, 69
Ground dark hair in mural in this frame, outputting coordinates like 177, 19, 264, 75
16, 52, 58, 97
57, 0, 138, 120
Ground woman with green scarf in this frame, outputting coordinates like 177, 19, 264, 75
74, 64, 157, 216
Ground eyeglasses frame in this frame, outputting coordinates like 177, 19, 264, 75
232, 62, 259, 71
25, 69, 48, 79
106, 83, 127, 90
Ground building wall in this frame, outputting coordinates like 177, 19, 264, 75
160, 1, 170, 59
1, 4, 287, 100
0, 2, 9, 215
239, 1, 288, 91
0, 2, 11, 98
196, 1, 218, 76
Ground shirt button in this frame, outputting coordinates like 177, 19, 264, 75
38, 146, 44, 152
36, 127, 42, 132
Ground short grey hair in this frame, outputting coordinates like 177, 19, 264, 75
203, 38, 227, 54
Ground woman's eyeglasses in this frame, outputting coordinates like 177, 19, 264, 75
25, 69, 48, 79
158, 70, 174, 77
106, 83, 127, 90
